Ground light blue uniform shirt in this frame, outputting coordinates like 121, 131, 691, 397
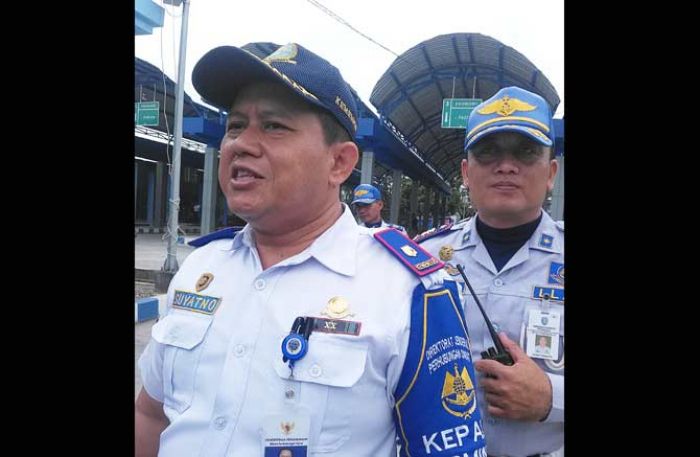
139, 205, 448, 456
419, 211, 564, 457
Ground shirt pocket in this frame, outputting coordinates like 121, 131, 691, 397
152, 312, 213, 414
273, 337, 368, 453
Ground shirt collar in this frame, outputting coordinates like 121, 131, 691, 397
307, 204, 358, 276
229, 223, 254, 251
528, 211, 563, 254
458, 210, 562, 254
227, 204, 359, 276
456, 217, 479, 249
363, 220, 383, 228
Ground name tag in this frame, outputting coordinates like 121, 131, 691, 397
312, 317, 362, 336
172, 290, 221, 315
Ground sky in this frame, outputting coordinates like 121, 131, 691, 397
135, 0, 564, 117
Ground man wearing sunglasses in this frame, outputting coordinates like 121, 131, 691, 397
418, 86, 564, 457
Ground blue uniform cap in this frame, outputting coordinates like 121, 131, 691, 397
192, 43, 358, 138
351, 184, 381, 205
464, 86, 554, 152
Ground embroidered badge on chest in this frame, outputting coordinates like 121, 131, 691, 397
539, 233, 554, 248
195, 273, 214, 292
548, 262, 564, 285
172, 290, 222, 315
532, 286, 565, 302
439, 245, 454, 261
439, 245, 460, 275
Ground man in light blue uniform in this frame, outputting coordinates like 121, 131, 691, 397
418, 87, 564, 457
351, 183, 407, 234
135, 42, 486, 457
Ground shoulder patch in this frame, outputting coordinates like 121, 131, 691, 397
374, 228, 444, 277
413, 222, 454, 244
393, 280, 486, 456
188, 226, 242, 248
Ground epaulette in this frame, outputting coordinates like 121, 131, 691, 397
412, 221, 454, 244
374, 228, 444, 277
188, 226, 242, 248
555, 220, 564, 231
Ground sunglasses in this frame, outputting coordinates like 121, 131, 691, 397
469, 143, 547, 165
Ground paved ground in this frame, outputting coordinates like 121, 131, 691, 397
134, 233, 196, 271
135, 281, 156, 300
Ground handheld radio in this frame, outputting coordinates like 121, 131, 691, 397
456, 264, 514, 366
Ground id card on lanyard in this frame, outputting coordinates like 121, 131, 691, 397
524, 296, 562, 360
262, 404, 311, 457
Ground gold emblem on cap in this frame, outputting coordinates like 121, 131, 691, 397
401, 245, 418, 257
439, 245, 454, 261
263, 43, 298, 64
478, 95, 536, 117
195, 273, 214, 292
322, 296, 355, 319
355, 189, 369, 197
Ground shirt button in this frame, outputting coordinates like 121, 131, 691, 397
309, 364, 322, 378
254, 279, 266, 290
214, 416, 227, 430
233, 344, 246, 357
285, 389, 295, 399
493, 278, 504, 287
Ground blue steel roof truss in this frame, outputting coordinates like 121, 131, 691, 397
369, 33, 561, 185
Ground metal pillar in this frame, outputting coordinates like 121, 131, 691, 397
360, 149, 374, 184
410, 182, 418, 233
134, 161, 139, 220
154, 162, 166, 228
550, 155, 565, 221
389, 169, 402, 224
200, 146, 219, 235
163, 0, 190, 273
146, 170, 155, 226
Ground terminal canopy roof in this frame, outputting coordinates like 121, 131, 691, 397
370, 33, 561, 181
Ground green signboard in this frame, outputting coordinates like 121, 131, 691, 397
135, 101, 160, 126
441, 98, 482, 129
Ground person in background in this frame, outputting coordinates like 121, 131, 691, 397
351, 183, 407, 233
